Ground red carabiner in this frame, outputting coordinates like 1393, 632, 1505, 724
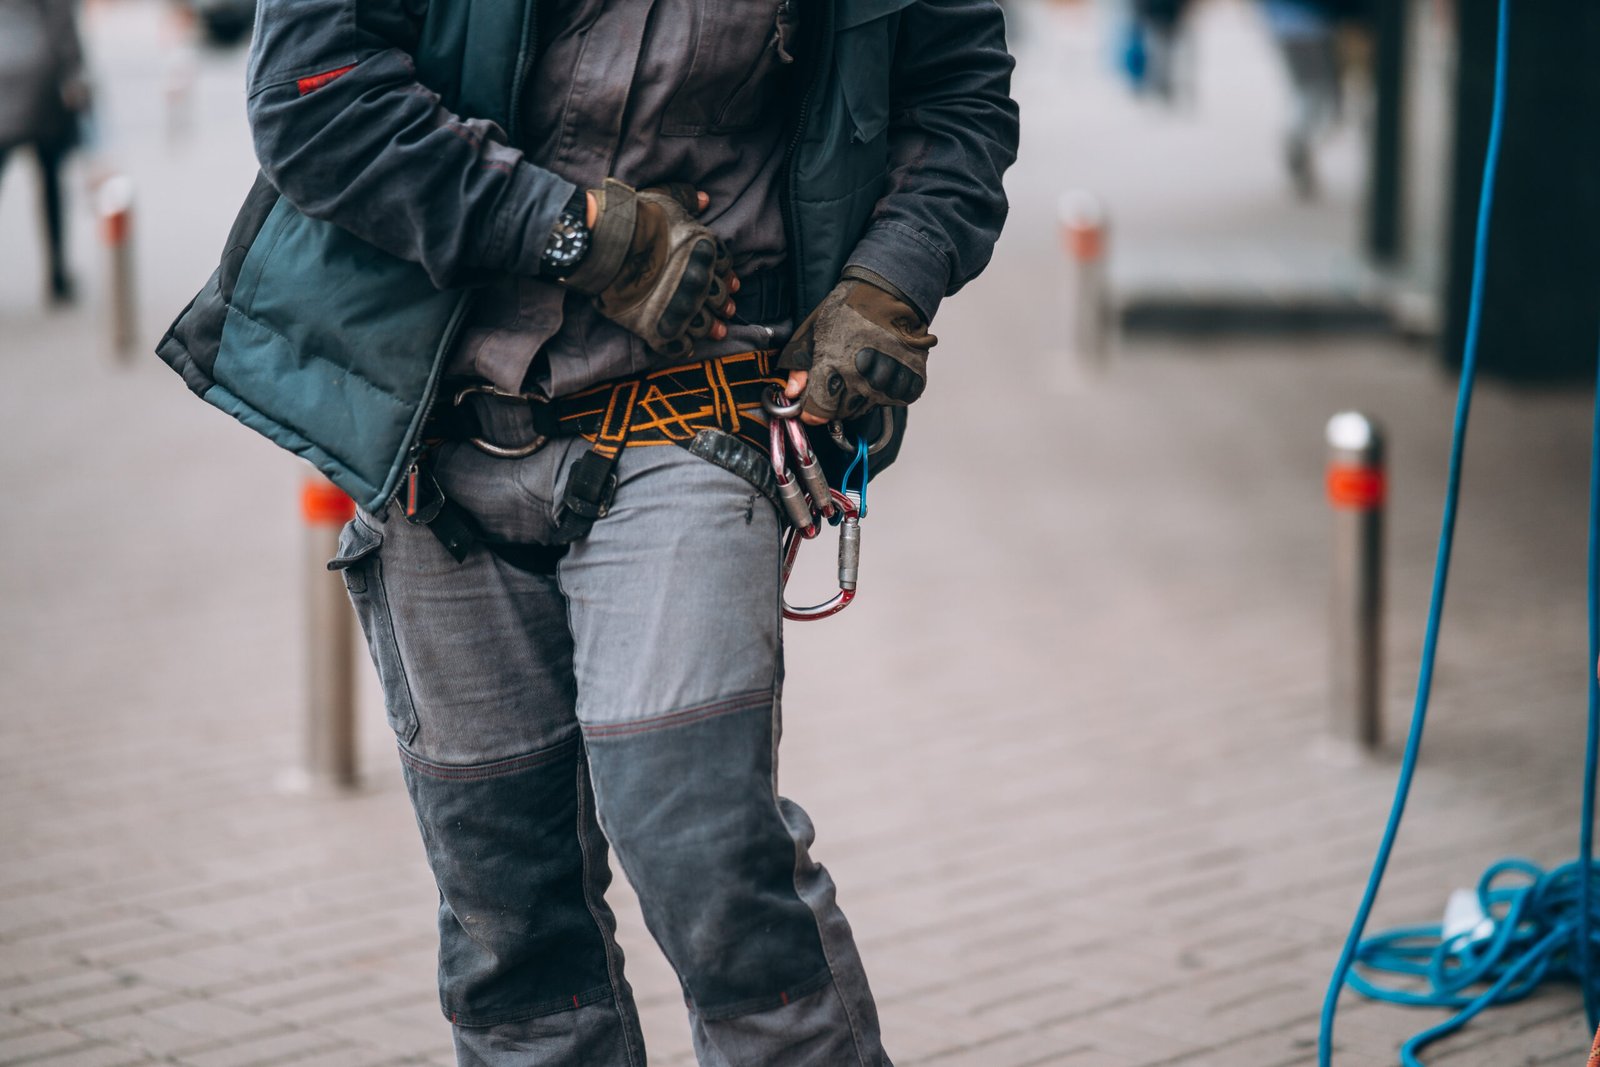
781, 489, 860, 621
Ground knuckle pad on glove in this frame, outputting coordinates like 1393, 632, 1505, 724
655, 243, 715, 339
857, 348, 895, 392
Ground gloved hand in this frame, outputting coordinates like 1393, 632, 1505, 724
776, 266, 935, 422
561, 179, 735, 359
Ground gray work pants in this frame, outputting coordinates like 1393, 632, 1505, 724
331, 437, 889, 1066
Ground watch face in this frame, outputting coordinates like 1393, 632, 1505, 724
543, 211, 591, 276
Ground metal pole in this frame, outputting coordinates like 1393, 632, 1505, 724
97, 176, 137, 359
1057, 190, 1110, 381
1326, 412, 1386, 752
300, 476, 359, 791
1366, 0, 1407, 264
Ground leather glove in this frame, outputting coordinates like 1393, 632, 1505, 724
776, 266, 935, 421
560, 179, 734, 360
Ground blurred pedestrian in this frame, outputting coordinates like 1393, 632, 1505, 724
0, 0, 89, 304
1130, 0, 1194, 104
1261, 0, 1372, 198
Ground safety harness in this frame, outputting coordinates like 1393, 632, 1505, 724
409, 346, 784, 545
405, 345, 881, 619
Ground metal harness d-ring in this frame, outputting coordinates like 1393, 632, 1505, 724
453, 384, 550, 459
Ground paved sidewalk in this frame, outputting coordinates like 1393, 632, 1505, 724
1, 1, 1595, 1065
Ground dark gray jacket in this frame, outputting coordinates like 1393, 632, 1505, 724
157, 0, 1019, 511
0, 0, 83, 150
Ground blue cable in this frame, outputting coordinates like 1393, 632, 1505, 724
1581, 328, 1600, 1027
1319, 0, 1600, 1060
1317, 0, 1510, 1057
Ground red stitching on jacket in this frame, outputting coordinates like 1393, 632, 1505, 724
297, 64, 355, 96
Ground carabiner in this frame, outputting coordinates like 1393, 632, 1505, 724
764, 387, 835, 532
828, 412, 896, 457
781, 489, 860, 621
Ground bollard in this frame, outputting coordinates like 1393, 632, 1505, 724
96, 175, 137, 359
298, 476, 359, 792
164, 52, 198, 143
1326, 412, 1386, 752
1058, 189, 1111, 380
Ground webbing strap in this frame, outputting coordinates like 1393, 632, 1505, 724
552, 378, 641, 542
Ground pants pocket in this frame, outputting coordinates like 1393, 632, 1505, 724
328, 516, 420, 744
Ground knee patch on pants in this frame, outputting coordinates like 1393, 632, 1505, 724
402, 737, 616, 1026
584, 699, 833, 1019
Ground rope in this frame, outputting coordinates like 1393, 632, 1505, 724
1318, 0, 1600, 1061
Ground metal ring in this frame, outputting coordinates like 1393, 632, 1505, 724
762, 386, 806, 420
827, 412, 896, 456
454, 384, 552, 458
469, 433, 548, 459
454, 383, 547, 406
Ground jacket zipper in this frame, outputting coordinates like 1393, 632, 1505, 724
508, 0, 539, 143
779, 0, 831, 315
391, 0, 541, 510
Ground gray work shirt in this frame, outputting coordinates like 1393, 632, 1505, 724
449, 0, 800, 397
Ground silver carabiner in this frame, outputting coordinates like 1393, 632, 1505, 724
781, 489, 860, 621
828, 412, 896, 457
764, 387, 834, 530
762, 387, 806, 421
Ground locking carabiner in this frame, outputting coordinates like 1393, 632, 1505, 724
763, 387, 835, 536
781, 489, 860, 621
761, 388, 864, 621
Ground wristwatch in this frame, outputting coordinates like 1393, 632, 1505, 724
539, 193, 591, 279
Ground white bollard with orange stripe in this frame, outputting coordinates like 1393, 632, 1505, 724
1057, 189, 1111, 382
1326, 412, 1386, 754
294, 475, 360, 793
96, 175, 137, 359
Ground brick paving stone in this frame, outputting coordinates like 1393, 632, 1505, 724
308, 1008, 454, 1062
0, 1025, 95, 1063
174, 1027, 344, 1067
1049, 1051, 1143, 1067
17, 1044, 165, 1067
264, 1046, 418, 1067
16, 982, 179, 1028
72, 1001, 285, 1060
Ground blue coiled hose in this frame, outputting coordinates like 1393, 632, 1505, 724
1316, 0, 1600, 1062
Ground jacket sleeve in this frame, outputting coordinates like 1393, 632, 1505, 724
245, 0, 572, 289
843, 0, 1020, 323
